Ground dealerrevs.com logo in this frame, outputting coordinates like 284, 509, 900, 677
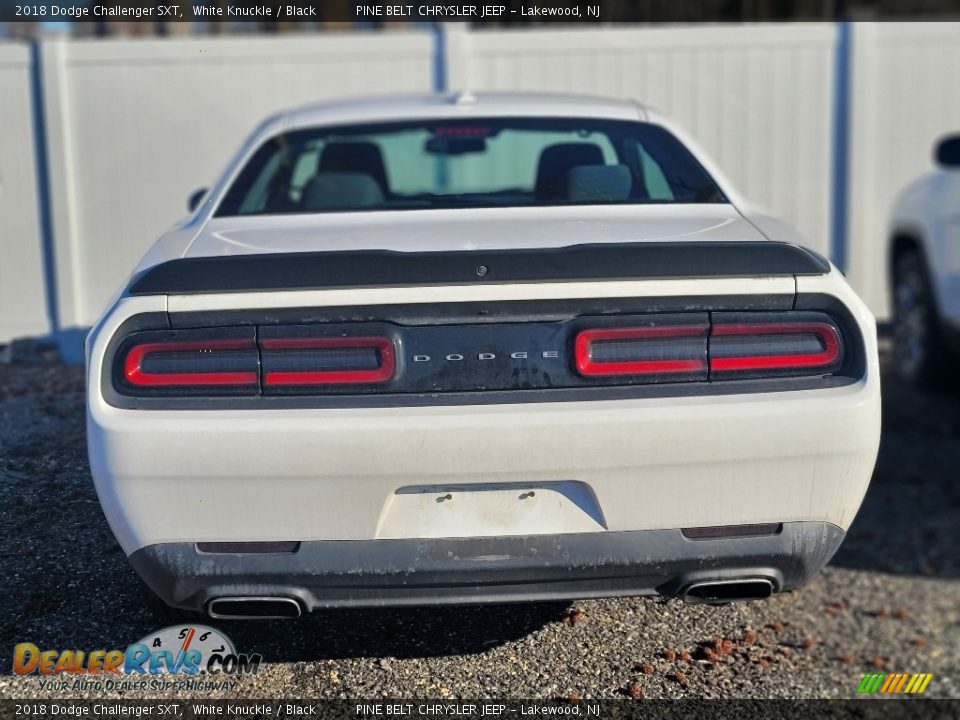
13, 625, 261, 692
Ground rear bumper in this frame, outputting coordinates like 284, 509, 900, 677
89, 377, 879, 551
131, 521, 846, 611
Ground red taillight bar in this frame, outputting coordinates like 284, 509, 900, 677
575, 325, 708, 377
260, 336, 396, 386
115, 312, 848, 400
709, 322, 841, 372
124, 339, 258, 387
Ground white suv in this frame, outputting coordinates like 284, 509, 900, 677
889, 134, 960, 386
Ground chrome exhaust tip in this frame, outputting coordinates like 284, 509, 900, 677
681, 578, 775, 604
208, 596, 302, 619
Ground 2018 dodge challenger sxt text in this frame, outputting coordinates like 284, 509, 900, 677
86, 93, 880, 619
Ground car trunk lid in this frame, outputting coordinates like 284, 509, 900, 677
182, 204, 767, 258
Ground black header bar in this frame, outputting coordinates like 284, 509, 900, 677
2, 0, 950, 25
0, 699, 954, 720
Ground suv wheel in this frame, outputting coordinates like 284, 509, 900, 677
892, 249, 949, 387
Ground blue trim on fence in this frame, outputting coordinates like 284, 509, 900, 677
29, 40, 59, 338
431, 24, 449, 190
830, 21, 852, 273
432, 23, 447, 92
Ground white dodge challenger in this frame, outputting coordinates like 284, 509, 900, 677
86, 93, 880, 619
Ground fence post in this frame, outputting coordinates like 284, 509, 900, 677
432, 23, 447, 92
829, 21, 852, 273
38, 39, 88, 362
29, 40, 59, 340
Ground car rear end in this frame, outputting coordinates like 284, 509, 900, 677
86, 240, 880, 618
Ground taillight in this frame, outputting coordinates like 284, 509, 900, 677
110, 309, 851, 403
574, 317, 708, 381
260, 327, 395, 390
117, 328, 259, 393
572, 312, 843, 383
710, 312, 843, 379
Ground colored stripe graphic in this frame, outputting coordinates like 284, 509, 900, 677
880, 674, 896, 693
858, 673, 933, 694
893, 673, 909, 693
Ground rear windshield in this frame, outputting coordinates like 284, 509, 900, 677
215, 118, 725, 216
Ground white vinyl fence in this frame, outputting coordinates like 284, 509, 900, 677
0, 44, 48, 342
2, 23, 960, 346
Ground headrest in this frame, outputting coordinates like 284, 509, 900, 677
300, 172, 385, 211
535, 143, 605, 200
566, 164, 632, 203
318, 141, 388, 193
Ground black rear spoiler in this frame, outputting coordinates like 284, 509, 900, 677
127, 241, 830, 296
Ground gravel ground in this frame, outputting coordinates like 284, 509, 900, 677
0, 340, 957, 700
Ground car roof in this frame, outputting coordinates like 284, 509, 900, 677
279, 92, 648, 130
